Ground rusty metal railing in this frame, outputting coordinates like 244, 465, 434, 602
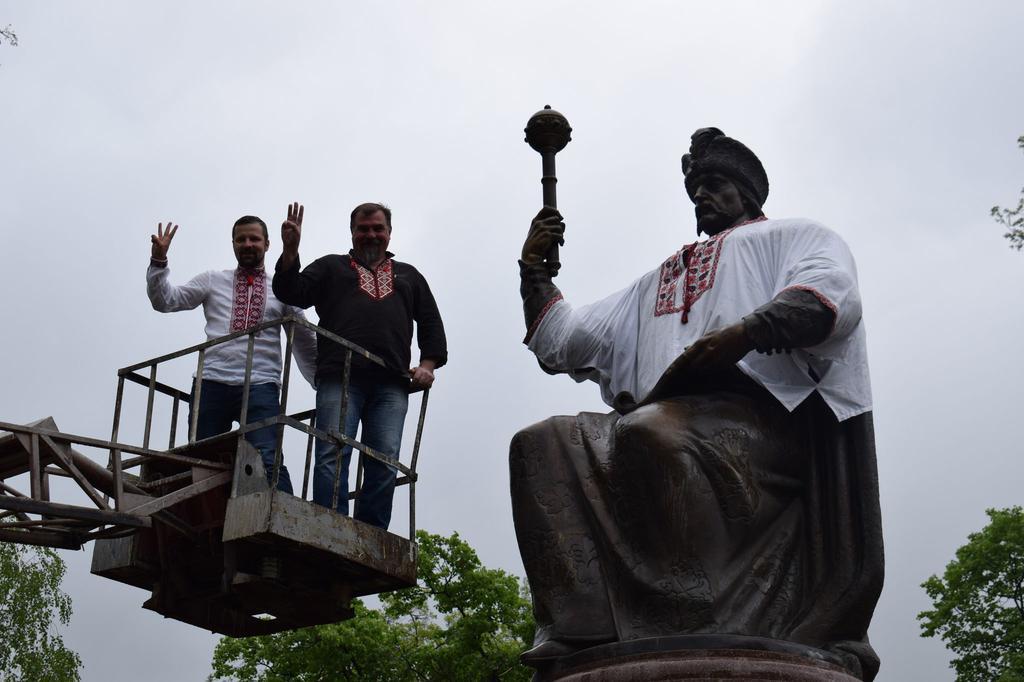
111, 315, 430, 541
0, 417, 215, 548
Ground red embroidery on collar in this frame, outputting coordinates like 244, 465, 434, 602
654, 216, 767, 322
350, 258, 395, 300
231, 269, 266, 332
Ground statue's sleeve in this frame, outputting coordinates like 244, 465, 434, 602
521, 259, 641, 388
519, 259, 564, 343
743, 222, 863, 354
742, 289, 836, 353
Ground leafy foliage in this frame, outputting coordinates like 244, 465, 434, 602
209, 530, 535, 681
0, 542, 82, 682
992, 136, 1024, 250
919, 507, 1024, 681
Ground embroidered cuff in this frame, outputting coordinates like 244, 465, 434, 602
519, 259, 562, 344
742, 287, 836, 354
524, 294, 563, 345
780, 285, 838, 335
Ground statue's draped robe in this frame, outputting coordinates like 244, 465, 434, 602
513, 218, 883, 680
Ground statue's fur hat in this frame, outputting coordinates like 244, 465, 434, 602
681, 127, 769, 209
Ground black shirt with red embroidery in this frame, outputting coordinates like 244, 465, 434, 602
273, 251, 447, 383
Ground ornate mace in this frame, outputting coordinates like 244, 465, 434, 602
524, 105, 572, 277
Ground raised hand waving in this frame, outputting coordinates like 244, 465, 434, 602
151, 221, 178, 260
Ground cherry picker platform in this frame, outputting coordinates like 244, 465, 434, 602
0, 316, 429, 636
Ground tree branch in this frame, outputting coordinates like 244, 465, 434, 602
0, 25, 17, 47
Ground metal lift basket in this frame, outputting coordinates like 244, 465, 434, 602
0, 316, 429, 636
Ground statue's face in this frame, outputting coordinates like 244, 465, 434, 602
351, 210, 391, 265
692, 173, 749, 235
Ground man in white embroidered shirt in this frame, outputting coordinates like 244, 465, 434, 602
512, 128, 883, 679
146, 215, 317, 494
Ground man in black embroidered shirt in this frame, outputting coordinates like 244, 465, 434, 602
272, 202, 447, 530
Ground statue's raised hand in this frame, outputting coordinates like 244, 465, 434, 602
151, 221, 178, 260
522, 206, 565, 265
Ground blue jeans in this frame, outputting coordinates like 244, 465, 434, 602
314, 374, 409, 529
189, 380, 293, 494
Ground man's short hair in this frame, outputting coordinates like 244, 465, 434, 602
350, 203, 392, 232
233, 215, 268, 240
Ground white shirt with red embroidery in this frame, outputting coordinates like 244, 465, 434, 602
527, 217, 871, 421
147, 265, 317, 387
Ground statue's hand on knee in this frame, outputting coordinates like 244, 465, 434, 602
643, 322, 754, 404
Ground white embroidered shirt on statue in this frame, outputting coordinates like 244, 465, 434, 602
527, 217, 871, 421
147, 265, 318, 387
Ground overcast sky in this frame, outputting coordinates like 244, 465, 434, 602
2, 2, 1023, 680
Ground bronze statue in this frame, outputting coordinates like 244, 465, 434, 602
512, 126, 883, 679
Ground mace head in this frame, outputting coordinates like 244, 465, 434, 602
525, 105, 572, 154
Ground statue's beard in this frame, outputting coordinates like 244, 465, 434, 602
696, 204, 744, 236
696, 210, 729, 235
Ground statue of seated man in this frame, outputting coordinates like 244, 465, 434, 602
511, 128, 883, 680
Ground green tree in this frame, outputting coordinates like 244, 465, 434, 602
992, 136, 1024, 250
0, 542, 82, 682
209, 530, 535, 681
918, 507, 1024, 681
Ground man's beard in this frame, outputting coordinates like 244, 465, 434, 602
236, 251, 263, 268
355, 243, 384, 264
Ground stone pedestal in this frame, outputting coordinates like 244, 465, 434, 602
536, 636, 861, 681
